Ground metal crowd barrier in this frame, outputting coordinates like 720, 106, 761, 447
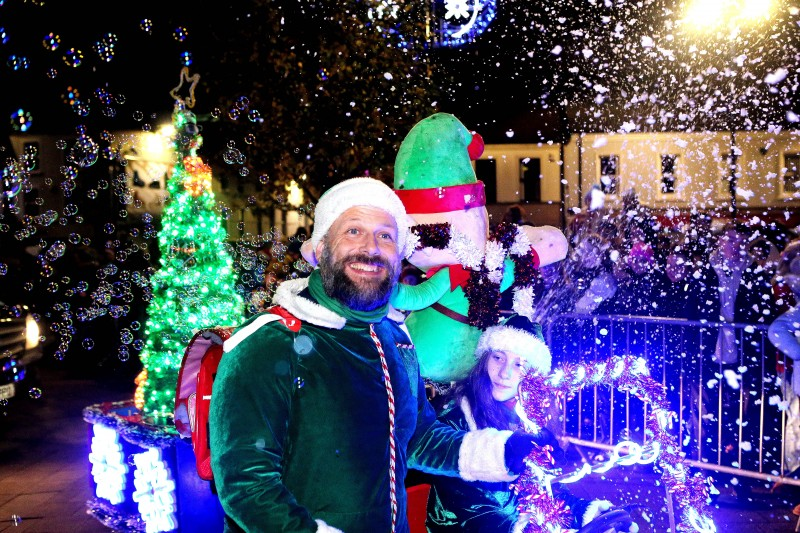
545, 313, 800, 488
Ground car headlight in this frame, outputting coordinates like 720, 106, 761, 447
25, 314, 40, 350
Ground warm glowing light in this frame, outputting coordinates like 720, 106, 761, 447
130, 128, 175, 163
25, 314, 40, 350
680, 0, 775, 33
134, 369, 147, 411
287, 178, 305, 207
183, 156, 212, 197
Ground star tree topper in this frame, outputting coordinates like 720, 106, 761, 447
169, 67, 200, 109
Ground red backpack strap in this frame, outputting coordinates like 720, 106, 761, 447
266, 305, 302, 332
174, 328, 232, 439
178, 309, 303, 481
221, 307, 303, 354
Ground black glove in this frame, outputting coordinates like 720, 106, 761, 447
581, 506, 639, 533
505, 430, 565, 474
504, 431, 539, 474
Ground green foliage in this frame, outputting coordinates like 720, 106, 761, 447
194, 0, 447, 204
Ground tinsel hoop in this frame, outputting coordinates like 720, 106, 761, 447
513, 355, 716, 533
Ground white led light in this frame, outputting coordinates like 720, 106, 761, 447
88, 424, 128, 505
132, 448, 178, 533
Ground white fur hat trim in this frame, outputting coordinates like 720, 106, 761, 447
475, 325, 552, 375
309, 177, 412, 259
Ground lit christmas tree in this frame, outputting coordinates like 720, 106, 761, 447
136, 81, 244, 423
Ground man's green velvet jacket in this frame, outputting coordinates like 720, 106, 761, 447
209, 277, 517, 533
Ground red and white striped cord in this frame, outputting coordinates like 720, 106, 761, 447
370, 324, 397, 533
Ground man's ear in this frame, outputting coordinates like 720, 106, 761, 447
301, 240, 318, 267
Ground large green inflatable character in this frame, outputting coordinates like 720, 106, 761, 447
392, 113, 568, 383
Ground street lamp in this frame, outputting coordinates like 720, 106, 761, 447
286, 177, 305, 208
681, 0, 775, 34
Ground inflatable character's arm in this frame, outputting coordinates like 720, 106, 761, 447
519, 225, 568, 267
390, 267, 452, 312
501, 257, 515, 292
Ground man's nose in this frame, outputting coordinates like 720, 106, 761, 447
361, 234, 380, 255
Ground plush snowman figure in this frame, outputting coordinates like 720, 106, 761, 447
392, 113, 568, 383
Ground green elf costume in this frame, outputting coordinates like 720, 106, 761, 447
209, 177, 546, 533
391, 113, 568, 383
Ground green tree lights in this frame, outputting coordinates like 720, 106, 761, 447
136, 102, 244, 422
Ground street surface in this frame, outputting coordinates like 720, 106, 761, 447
1, 358, 799, 532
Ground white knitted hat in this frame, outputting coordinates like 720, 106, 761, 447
475, 315, 552, 375
306, 177, 413, 263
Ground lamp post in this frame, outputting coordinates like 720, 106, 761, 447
558, 103, 571, 230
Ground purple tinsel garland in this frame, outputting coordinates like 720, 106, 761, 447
86, 497, 147, 533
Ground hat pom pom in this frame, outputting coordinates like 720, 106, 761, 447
468, 132, 484, 160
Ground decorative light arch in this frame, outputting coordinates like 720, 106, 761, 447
367, 0, 497, 48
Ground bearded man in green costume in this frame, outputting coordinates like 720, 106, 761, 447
209, 177, 546, 533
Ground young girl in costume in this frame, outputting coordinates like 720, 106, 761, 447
420, 314, 638, 533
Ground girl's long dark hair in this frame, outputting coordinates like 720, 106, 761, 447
455, 351, 517, 431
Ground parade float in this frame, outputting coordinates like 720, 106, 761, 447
79, 91, 718, 533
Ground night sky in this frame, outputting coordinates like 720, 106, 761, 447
2, 0, 798, 140
1, 1, 565, 139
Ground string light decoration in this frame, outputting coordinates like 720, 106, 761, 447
136, 70, 244, 422
368, 0, 498, 48
410, 221, 539, 329
513, 355, 717, 533
434, 0, 498, 47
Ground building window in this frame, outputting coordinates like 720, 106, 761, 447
24, 187, 40, 216
716, 151, 736, 199
475, 159, 497, 204
782, 153, 800, 195
519, 157, 541, 203
661, 154, 678, 194
598, 155, 619, 195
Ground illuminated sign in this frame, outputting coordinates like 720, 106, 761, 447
88, 424, 128, 505
132, 448, 178, 533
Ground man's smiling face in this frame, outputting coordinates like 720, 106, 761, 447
317, 206, 401, 311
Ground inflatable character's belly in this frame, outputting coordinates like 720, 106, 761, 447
405, 307, 483, 382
